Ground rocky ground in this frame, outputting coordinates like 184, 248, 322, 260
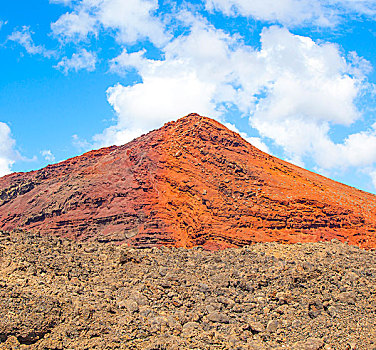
1, 231, 376, 350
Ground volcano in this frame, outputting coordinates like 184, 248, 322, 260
1, 113, 376, 249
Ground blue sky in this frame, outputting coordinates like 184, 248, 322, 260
2, 0, 376, 193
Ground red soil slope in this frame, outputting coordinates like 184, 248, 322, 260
1, 113, 376, 249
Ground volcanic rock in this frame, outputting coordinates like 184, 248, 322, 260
1, 113, 376, 248
1, 230, 376, 349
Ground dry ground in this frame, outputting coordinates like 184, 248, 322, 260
1, 231, 376, 349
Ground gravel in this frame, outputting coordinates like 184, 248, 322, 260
1, 231, 376, 349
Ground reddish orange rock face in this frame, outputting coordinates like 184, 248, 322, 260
1, 113, 376, 249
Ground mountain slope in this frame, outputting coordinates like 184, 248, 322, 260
1, 113, 376, 249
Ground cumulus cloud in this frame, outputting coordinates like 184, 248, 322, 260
55, 49, 97, 73
51, 0, 169, 46
206, 0, 376, 27
254, 27, 360, 125
249, 26, 371, 169
8, 26, 55, 58
96, 16, 237, 146
40, 150, 56, 163
0, 123, 16, 177
236, 26, 376, 185
94, 73, 218, 146
224, 122, 270, 154
315, 124, 376, 169
100, 21, 367, 160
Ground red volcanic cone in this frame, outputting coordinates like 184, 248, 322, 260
1, 114, 376, 249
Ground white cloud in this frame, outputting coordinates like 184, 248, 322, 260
55, 49, 97, 73
243, 27, 376, 187
72, 134, 91, 152
95, 72, 218, 146
8, 26, 55, 58
314, 124, 376, 169
369, 169, 376, 189
96, 16, 237, 146
0, 20, 7, 30
0, 122, 16, 177
52, 11, 97, 42
206, 0, 327, 27
337, 0, 376, 16
40, 150, 56, 163
49, 0, 73, 5
253, 26, 361, 126
98, 0, 168, 45
224, 122, 270, 154
93, 124, 145, 147
51, 0, 169, 46
248, 26, 370, 170
245, 137, 271, 154
205, 0, 376, 27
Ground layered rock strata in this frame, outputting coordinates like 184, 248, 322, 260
1, 114, 376, 248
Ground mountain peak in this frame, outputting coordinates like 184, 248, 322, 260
163, 113, 231, 137
165, 113, 233, 134
1, 114, 376, 249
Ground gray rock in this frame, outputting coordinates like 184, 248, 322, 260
207, 311, 229, 323
118, 299, 139, 313
293, 337, 324, 350
337, 291, 356, 304
266, 319, 279, 333
327, 305, 338, 317
248, 320, 265, 333
198, 282, 210, 292
181, 322, 201, 338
